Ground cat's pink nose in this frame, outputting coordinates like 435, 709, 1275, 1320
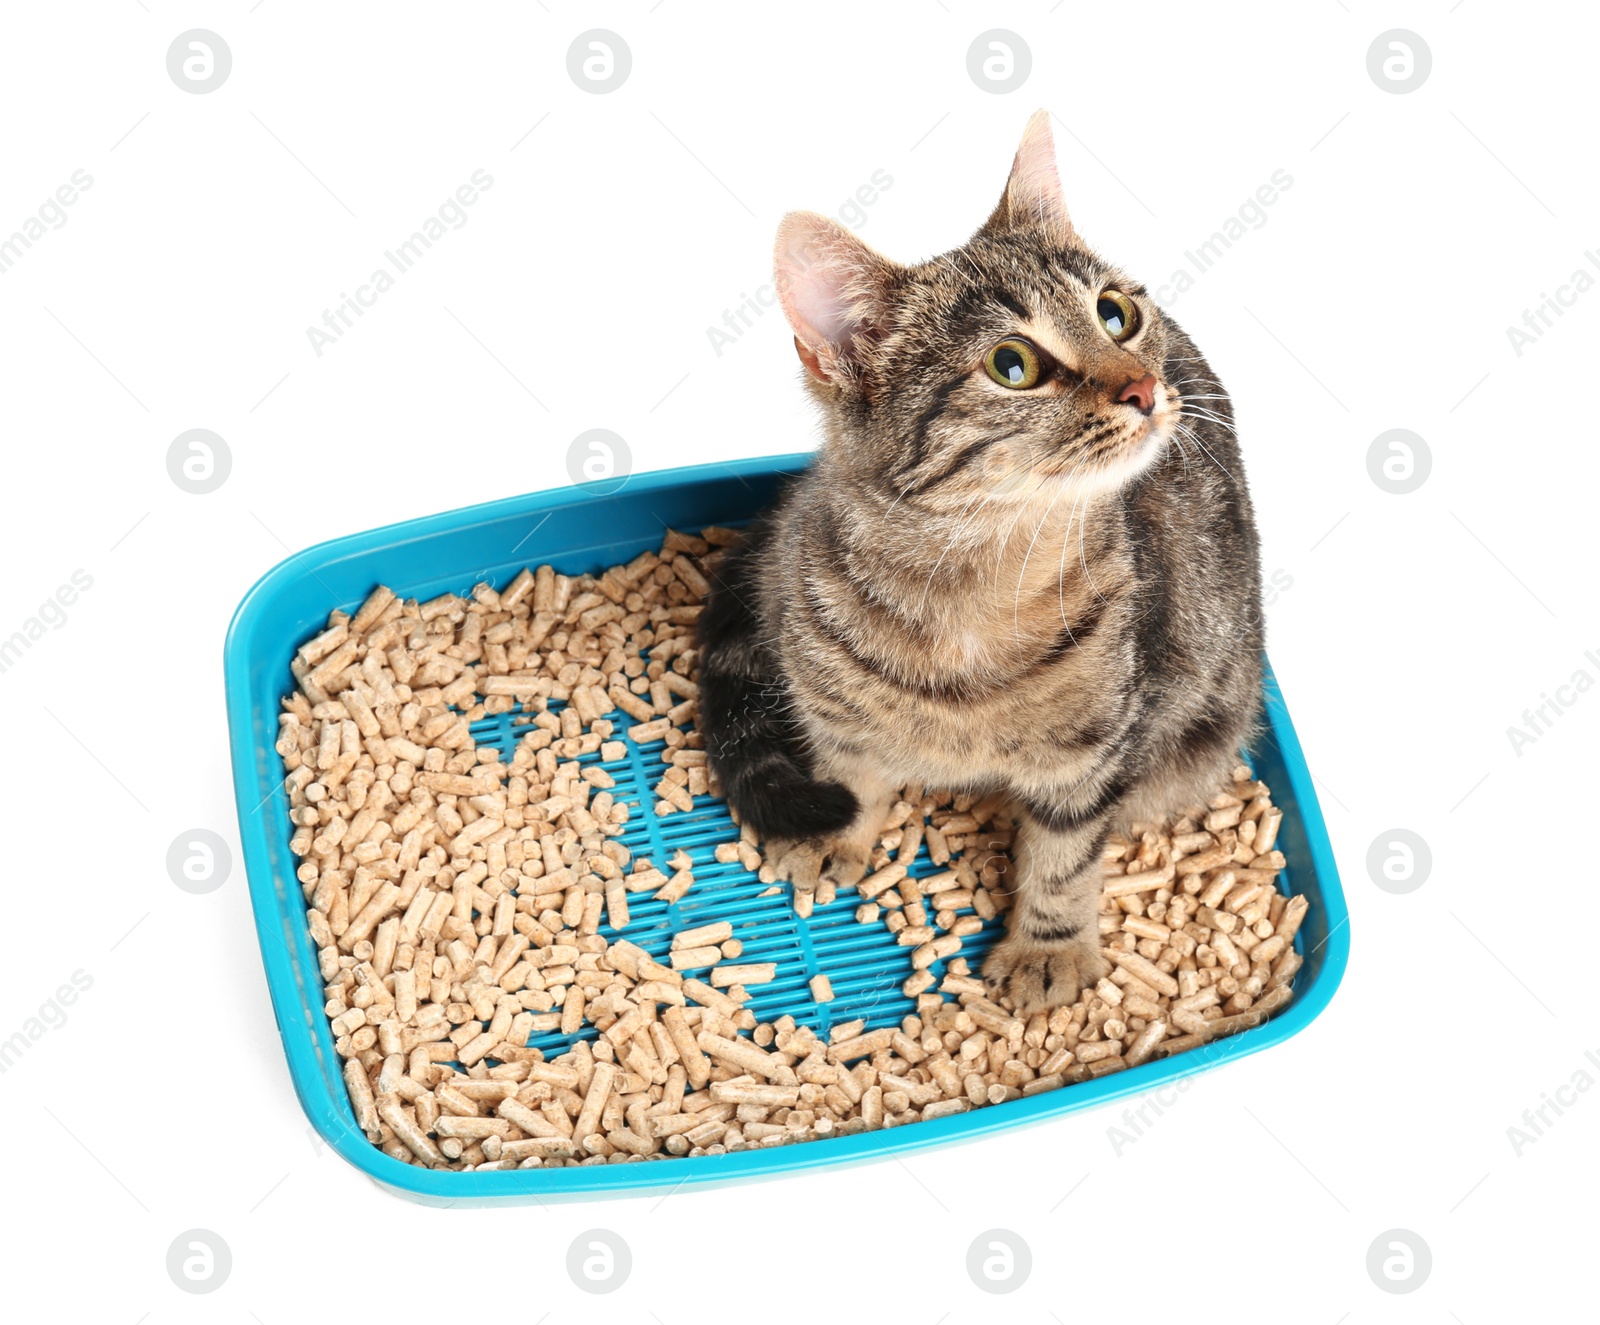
1117, 374, 1157, 415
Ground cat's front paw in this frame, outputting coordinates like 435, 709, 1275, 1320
982, 933, 1109, 1014
765, 836, 872, 894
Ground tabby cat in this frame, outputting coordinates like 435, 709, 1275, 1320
696, 112, 1263, 1014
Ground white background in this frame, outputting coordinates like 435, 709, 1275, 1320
1, 2, 1593, 1319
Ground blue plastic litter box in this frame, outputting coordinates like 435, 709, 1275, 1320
224, 452, 1350, 1206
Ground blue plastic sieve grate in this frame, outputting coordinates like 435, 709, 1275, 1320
224, 454, 1350, 1206
463, 703, 1007, 1061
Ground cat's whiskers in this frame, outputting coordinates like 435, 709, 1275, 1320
915, 481, 999, 617
1179, 406, 1239, 438
1167, 422, 1195, 478
1077, 461, 1112, 606
992, 472, 1053, 587
1173, 397, 1228, 412
883, 479, 918, 518
1055, 464, 1093, 635
1012, 462, 1082, 644
1173, 420, 1233, 480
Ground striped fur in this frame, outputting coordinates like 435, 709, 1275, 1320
697, 112, 1263, 1013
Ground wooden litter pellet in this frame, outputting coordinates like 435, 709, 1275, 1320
673, 921, 733, 950
279, 539, 1310, 1173
710, 962, 776, 988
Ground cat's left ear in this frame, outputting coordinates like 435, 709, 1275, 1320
774, 212, 899, 385
985, 109, 1074, 244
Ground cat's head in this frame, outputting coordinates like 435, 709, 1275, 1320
775, 111, 1199, 510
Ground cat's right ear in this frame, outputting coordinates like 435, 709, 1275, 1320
985, 109, 1074, 245
774, 212, 897, 385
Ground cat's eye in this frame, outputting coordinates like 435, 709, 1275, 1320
984, 338, 1042, 389
1097, 290, 1139, 341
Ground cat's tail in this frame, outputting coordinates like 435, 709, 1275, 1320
698, 668, 860, 840
694, 527, 859, 842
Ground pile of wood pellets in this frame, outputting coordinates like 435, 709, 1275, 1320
275, 527, 1309, 1171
